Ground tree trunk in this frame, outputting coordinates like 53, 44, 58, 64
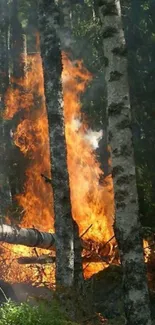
11, 0, 27, 79
58, 0, 73, 53
58, 0, 84, 289
0, 224, 56, 249
38, 0, 75, 288
98, 1, 151, 324
0, 0, 12, 220
8, 0, 28, 202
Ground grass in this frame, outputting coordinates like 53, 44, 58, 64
0, 299, 79, 325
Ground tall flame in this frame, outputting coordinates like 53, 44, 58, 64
62, 52, 114, 244
1, 50, 114, 284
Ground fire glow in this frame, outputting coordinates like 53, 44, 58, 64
0, 50, 115, 285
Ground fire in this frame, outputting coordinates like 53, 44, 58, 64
62, 53, 114, 245
143, 239, 151, 263
1, 48, 115, 285
4, 54, 54, 231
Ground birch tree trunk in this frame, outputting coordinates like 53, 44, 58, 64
58, 0, 73, 53
0, 224, 56, 249
38, 0, 75, 288
11, 0, 27, 79
0, 223, 113, 262
8, 0, 28, 201
98, 1, 152, 324
0, 0, 11, 220
58, 0, 84, 289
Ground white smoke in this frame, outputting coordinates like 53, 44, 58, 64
84, 129, 103, 150
71, 118, 82, 131
71, 118, 103, 150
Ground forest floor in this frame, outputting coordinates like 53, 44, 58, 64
0, 265, 155, 325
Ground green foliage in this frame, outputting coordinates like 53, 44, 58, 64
0, 300, 79, 325
122, 0, 155, 227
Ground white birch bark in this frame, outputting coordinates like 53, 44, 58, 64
0, 224, 113, 264
0, 224, 56, 249
0, 0, 11, 220
98, 1, 152, 324
38, 0, 74, 288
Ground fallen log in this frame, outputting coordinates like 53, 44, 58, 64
18, 255, 56, 264
17, 254, 111, 265
0, 224, 114, 257
0, 224, 56, 249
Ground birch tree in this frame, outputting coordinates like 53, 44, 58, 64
8, 0, 27, 199
58, 0, 84, 289
97, 0, 152, 324
0, 0, 11, 221
38, 0, 75, 288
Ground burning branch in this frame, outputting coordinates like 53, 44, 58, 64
80, 224, 93, 238
18, 255, 55, 264
41, 174, 52, 184
17, 253, 113, 265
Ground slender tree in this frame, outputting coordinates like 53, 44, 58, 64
38, 0, 75, 288
11, 0, 27, 79
8, 0, 28, 201
97, 1, 152, 324
0, 0, 11, 221
58, 0, 84, 290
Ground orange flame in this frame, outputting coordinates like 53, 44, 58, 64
143, 239, 151, 263
1, 50, 114, 284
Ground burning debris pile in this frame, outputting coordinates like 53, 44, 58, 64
1, 48, 115, 285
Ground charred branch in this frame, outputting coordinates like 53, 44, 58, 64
17, 253, 114, 265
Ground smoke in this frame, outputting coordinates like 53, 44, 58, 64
71, 117, 103, 150
59, 30, 75, 51
84, 129, 103, 150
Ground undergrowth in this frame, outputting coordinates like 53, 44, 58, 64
0, 299, 79, 325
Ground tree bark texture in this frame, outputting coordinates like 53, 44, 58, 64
58, 0, 84, 288
8, 0, 28, 200
0, 0, 11, 220
58, 0, 73, 52
0, 223, 114, 263
0, 224, 56, 249
38, 0, 75, 287
98, 1, 152, 324
17, 253, 111, 265
11, 0, 27, 79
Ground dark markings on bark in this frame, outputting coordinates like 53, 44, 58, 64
100, 2, 118, 16
108, 102, 126, 116
103, 56, 109, 67
116, 202, 126, 210
112, 148, 119, 156
112, 165, 124, 177
112, 45, 127, 56
109, 71, 123, 82
108, 130, 113, 141
130, 198, 137, 204
120, 144, 132, 157
102, 26, 118, 38
120, 228, 142, 254
115, 189, 128, 202
116, 174, 135, 186
116, 118, 131, 130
